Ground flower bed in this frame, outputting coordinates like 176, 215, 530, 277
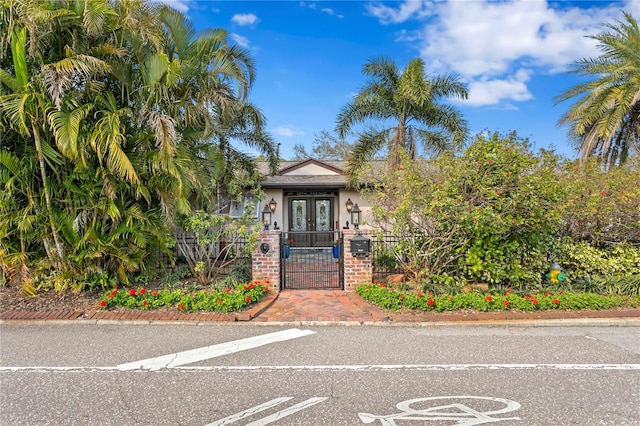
356, 282, 640, 312
100, 280, 270, 313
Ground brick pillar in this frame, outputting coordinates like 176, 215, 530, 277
252, 230, 281, 292
342, 229, 373, 291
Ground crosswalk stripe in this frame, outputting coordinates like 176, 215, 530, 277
117, 328, 316, 371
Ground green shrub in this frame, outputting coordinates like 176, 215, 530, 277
356, 283, 636, 312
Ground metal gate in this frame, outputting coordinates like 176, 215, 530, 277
281, 231, 343, 289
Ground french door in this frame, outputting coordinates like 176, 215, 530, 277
288, 197, 334, 247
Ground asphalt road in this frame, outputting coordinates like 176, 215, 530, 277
1, 320, 639, 425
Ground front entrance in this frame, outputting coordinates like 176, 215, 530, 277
288, 194, 335, 247
281, 231, 343, 289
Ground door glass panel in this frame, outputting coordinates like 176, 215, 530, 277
315, 199, 330, 231
291, 200, 307, 231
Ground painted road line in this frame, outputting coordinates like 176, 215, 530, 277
245, 398, 328, 426
205, 397, 293, 426
176, 363, 640, 372
3, 363, 639, 373
117, 328, 316, 371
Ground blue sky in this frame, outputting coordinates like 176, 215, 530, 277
167, 0, 639, 160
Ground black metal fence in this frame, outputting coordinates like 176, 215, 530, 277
155, 231, 250, 278
372, 232, 407, 279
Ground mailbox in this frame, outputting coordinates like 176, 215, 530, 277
350, 233, 371, 256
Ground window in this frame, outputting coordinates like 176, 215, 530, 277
229, 194, 259, 219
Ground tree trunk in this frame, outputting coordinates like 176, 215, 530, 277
32, 125, 66, 269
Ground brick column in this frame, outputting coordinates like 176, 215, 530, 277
342, 228, 373, 291
252, 230, 281, 292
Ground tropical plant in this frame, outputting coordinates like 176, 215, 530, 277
335, 56, 468, 178
364, 132, 565, 288
0, 0, 276, 292
555, 11, 640, 168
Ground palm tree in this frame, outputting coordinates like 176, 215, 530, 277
556, 11, 640, 168
335, 56, 469, 176
1, 0, 275, 282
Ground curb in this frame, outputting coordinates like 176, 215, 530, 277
0, 291, 282, 324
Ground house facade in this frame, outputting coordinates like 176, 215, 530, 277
256, 159, 373, 247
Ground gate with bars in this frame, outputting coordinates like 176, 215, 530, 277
280, 231, 343, 289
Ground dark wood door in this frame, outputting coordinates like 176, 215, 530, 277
289, 198, 333, 247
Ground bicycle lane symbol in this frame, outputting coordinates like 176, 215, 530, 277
206, 395, 520, 425
358, 396, 521, 425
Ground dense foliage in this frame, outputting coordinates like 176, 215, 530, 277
0, 0, 276, 293
367, 132, 640, 292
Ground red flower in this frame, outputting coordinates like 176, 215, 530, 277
373, 279, 378, 284
224, 288, 231, 293
245, 297, 251, 303
178, 304, 185, 310
532, 299, 539, 305
243, 285, 248, 290
100, 300, 107, 307
427, 299, 434, 307
485, 295, 493, 302
503, 300, 510, 307
113, 286, 118, 290
140, 288, 147, 295
487, 159, 493, 165
525, 295, 532, 300
129, 289, 136, 296
428, 291, 434, 296
380, 283, 387, 288
142, 300, 147, 306
416, 293, 423, 298
218, 299, 223, 304
553, 299, 560, 305
152, 291, 158, 297
249, 283, 255, 289
506, 288, 512, 293
544, 292, 550, 297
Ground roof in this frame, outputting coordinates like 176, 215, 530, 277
257, 158, 349, 188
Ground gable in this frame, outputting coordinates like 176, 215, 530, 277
279, 159, 344, 176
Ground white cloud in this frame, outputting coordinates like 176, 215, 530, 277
419, 0, 614, 78
275, 126, 304, 137
157, 0, 189, 13
232, 13, 259, 26
373, 0, 632, 107
463, 69, 533, 107
366, 0, 435, 24
229, 33, 250, 48
320, 8, 344, 19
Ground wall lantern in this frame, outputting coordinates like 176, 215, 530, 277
262, 203, 272, 230
345, 198, 353, 213
268, 198, 277, 213
262, 198, 277, 230
350, 203, 361, 230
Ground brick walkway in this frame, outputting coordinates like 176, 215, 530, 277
1, 290, 639, 324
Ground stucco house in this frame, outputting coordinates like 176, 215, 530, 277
255, 158, 373, 247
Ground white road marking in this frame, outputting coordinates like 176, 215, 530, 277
245, 397, 328, 425
117, 328, 316, 371
205, 397, 293, 426
2, 363, 639, 373
359, 396, 521, 425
